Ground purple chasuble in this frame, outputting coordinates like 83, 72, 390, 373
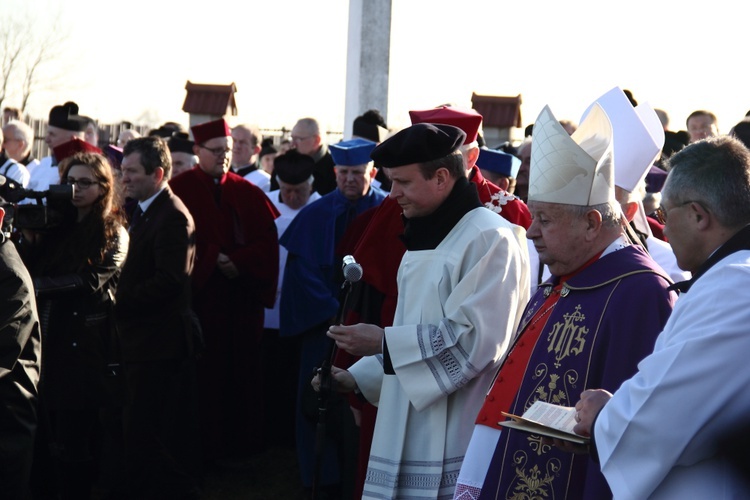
479, 245, 676, 500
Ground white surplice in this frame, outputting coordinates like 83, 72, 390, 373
595, 249, 750, 499
349, 207, 529, 499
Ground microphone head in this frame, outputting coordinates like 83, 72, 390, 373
343, 262, 363, 283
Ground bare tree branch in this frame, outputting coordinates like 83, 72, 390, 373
0, 19, 27, 110
1, 8, 70, 114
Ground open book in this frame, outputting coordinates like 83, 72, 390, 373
500, 401, 590, 445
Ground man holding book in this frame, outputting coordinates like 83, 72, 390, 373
454, 103, 676, 500
573, 135, 750, 498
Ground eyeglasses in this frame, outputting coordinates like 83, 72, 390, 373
200, 145, 231, 156
291, 135, 312, 143
66, 177, 100, 190
653, 200, 703, 224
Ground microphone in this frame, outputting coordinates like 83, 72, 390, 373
341, 255, 363, 283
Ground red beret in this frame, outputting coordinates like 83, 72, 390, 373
409, 106, 482, 145
53, 138, 102, 163
191, 118, 231, 145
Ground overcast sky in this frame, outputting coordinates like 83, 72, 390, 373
2, 0, 747, 136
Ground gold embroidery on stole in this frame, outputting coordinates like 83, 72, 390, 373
504, 303, 589, 498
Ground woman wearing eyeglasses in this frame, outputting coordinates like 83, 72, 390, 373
19, 152, 128, 499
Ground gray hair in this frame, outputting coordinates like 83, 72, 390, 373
3, 120, 34, 155
663, 135, 750, 229
567, 199, 624, 229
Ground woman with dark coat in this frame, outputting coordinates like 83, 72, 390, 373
20, 152, 128, 499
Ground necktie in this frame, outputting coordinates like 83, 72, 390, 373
130, 205, 144, 231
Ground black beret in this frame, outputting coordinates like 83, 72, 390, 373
370, 123, 465, 168
168, 132, 195, 154
273, 150, 315, 185
48, 101, 87, 132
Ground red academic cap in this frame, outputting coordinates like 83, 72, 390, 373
53, 137, 102, 163
191, 118, 231, 145
409, 106, 482, 145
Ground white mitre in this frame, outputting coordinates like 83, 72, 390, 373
529, 104, 614, 206
582, 87, 666, 236
581, 87, 665, 192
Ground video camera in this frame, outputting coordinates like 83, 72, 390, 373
0, 174, 74, 230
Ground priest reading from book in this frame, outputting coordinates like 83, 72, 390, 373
453, 102, 677, 500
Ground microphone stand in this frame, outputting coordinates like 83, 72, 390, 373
311, 277, 356, 500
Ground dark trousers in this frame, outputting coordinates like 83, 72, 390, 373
122, 357, 200, 499
1, 429, 35, 500
195, 300, 265, 460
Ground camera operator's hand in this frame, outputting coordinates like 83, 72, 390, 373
20, 229, 43, 246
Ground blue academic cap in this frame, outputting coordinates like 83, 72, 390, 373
330, 138, 377, 167
476, 148, 521, 178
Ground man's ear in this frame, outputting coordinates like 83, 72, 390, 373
434, 167, 451, 189
691, 201, 711, 229
622, 201, 639, 222
465, 147, 480, 169
153, 166, 165, 184
584, 209, 604, 240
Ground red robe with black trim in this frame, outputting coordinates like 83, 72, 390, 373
170, 167, 280, 458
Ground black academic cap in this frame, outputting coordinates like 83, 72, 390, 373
168, 132, 195, 154
273, 150, 315, 185
352, 109, 388, 143
48, 101, 87, 132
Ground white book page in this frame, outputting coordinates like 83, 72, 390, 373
521, 401, 578, 434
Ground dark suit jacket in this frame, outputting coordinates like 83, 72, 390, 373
115, 186, 197, 363
0, 236, 41, 500
0, 236, 41, 444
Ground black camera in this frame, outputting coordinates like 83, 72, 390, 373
0, 174, 74, 230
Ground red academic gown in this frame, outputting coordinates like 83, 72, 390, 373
335, 169, 531, 497
170, 167, 280, 459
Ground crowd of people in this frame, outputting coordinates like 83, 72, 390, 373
1, 87, 750, 500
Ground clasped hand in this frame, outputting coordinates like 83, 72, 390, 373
217, 252, 239, 279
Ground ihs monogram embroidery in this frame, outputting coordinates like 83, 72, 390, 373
546, 304, 588, 368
